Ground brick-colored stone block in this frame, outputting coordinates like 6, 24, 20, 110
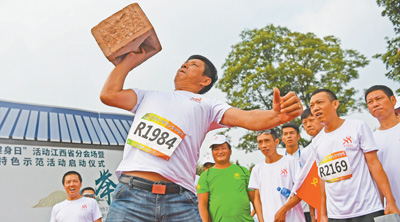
91, 3, 162, 66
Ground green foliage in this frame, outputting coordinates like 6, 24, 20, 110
196, 164, 204, 176
217, 24, 369, 152
375, 0, 400, 94
377, 0, 400, 33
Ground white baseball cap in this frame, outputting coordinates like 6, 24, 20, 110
209, 134, 229, 148
202, 155, 215, 165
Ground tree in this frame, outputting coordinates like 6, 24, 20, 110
217, 24, 369, 152
374, 0, 400, 94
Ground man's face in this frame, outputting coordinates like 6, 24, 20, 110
211, 143, 231, 164
302, 115, 324, 137
366, 90, 397, 120
281, 127, 300, 147
257, 133, 279, 159
174, 59, 210, 92
63, 174, 82, 200
309, 92, 338, 125
82, 189, 96, 199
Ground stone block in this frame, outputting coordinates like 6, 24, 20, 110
374, 214, 400, 222
91, 3, 162, 66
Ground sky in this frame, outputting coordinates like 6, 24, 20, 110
0, 0, 398, 167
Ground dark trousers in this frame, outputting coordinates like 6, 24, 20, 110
329, 210, 384, 222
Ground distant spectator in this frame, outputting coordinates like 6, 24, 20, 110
197, 135, 254, 222
81, 187, 96, 199
50, 171, 102, 222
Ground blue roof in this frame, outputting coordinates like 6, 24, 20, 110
0, 100, 134, 147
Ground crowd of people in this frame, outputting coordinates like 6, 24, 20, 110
50, 50, 399, 222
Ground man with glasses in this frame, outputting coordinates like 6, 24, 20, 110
250, 129, 305, 222
81, 187, 96, 199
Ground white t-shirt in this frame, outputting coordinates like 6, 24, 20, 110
249, 156, 305, 222
309, 119, 383, 219
50, 197, 102, 222
116, 89, 231, 193
373, 122, 400, 209
285, 148, 309, 213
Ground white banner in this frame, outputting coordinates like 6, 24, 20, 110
0, 143, 122, 222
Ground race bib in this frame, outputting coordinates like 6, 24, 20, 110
126, 113, 186, 161
318, 150, 352, 183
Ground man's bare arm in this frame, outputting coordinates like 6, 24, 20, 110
100, 50, 147, 111
220, 88, 303, 130
365, 151, 400, 214
253, 189, 264, 222
320, 179, 328, 222
198, 192, 211, 222
274, 195, 302, 222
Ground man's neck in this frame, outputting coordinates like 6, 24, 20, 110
265, 154, 283, 164
214, 161, 231, 169
324, 117, 345, 133
67, 195, 82, 201
285, 145, 299, 155
379, 114, 400, 130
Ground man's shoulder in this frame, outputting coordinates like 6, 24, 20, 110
232, 164, 250, 173
52, 199, 68, 210
343, 119, 365, 129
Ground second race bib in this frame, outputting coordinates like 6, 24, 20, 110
318, 150, 352, 183
126, 113, 186, 161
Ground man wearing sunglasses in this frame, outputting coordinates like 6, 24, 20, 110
249, 129, 305, 222
81, 187, 96, 199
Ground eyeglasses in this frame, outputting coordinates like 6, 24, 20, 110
257, 129, 271, 136
83, 194, 95, 198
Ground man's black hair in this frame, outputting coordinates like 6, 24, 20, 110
187, 55, 217, 94
311, 89, 337, 102
301, 108, 313, 121
62, 171, 82, 185
364, 85, 394, 102
80, 187, 95, 195
281, 122, 300, 134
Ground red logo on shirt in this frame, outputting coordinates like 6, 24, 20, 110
343, 136, 352, 147
81, 205, 87, 210
281, 168, 288, 176
190, 97, 202, 103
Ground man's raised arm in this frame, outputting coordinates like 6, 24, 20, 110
221, 88, 303, 130
100, 50, 147, 111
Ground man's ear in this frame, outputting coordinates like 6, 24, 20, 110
333, 100, 340, 110
274, 138, 280, 146
200, 76, 212, 88
390, 95, 397, 107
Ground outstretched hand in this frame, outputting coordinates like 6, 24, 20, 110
272, 88, 303, 124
